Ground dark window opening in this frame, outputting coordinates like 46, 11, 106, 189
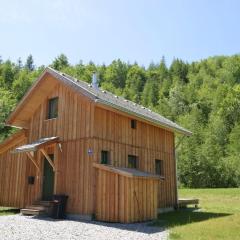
28, 176, 35, 185
47, 97, 58, 119
155, 159, 164, 176
128, 155, 138, 169
131, 119, 137, 129
101, 150, 110, 164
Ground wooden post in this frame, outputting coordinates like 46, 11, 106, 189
26, 151, 40, 172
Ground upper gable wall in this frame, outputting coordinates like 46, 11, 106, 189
7, 73, 59, 128
93, 106, 175, 154
28, 82, 95, 142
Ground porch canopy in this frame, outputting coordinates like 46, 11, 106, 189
13, 136, 59, 153
12, 136, 59, 172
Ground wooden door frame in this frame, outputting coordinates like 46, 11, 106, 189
39, 143, 58, 199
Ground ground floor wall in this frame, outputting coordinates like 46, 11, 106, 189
55, 137, 177, 215
0, 136, 177, 216
0, 138, 28, 208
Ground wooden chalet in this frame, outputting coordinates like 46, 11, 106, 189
0, 67, 192, 222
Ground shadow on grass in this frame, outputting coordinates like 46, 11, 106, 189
152, 208, 231, 228
0, 208, 20, 215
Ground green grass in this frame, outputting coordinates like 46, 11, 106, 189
0, 207, 19, 216
152, 188, 240, 240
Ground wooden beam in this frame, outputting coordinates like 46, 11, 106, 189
40, 148, 56, 172
36, 137, 59, 150
26, 152, 40, 172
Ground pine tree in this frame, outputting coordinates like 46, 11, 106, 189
123, 65, 146, 103
25, 55, 35, 71
17, 58, 23, 69
104, 59, 128, 89
52, 54, 69, 70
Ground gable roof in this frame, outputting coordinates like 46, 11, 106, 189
7, 67, 192, 136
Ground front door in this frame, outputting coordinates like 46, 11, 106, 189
42, 154, 54, 200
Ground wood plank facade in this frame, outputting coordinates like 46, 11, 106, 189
0, 68, 190, 222
94, 164, 159, 223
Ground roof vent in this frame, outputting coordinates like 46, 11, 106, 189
92, 72, 99, 89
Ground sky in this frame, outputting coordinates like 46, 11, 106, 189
0, 0, 240, 67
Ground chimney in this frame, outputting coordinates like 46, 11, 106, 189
92, 72, 98, 89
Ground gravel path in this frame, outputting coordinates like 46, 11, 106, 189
0, 215, 168, 240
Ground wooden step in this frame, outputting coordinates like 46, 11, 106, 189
21, 208, 45, 216
25, 205, 47, 211
21, 200, 55, 216
35, 201, 54, 207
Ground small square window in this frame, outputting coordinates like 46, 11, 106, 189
47, 97, 58, 119
28, 176, 35, 185
131, 119, 137, 129
155, 159, 164, 176
128, 155, 138, 169
101, 151, 110, 164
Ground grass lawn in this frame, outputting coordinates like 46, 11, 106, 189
0, 207, 19, 216
153, 188, 240, 240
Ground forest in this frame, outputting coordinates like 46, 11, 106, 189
0, 54, 240, 188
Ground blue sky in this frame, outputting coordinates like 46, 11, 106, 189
0, 0, 240, 66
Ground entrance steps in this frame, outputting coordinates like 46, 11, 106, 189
21, 201, 54, 216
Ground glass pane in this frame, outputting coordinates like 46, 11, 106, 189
128, 155, 137, 168
48, 97, 58, 119
101, 151, 109, 164
155, 159, 163, 176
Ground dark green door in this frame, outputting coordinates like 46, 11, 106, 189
42, 155, 54, 201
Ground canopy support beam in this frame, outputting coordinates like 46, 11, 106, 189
40, 148, 56, 172
26, 151, 40, 172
